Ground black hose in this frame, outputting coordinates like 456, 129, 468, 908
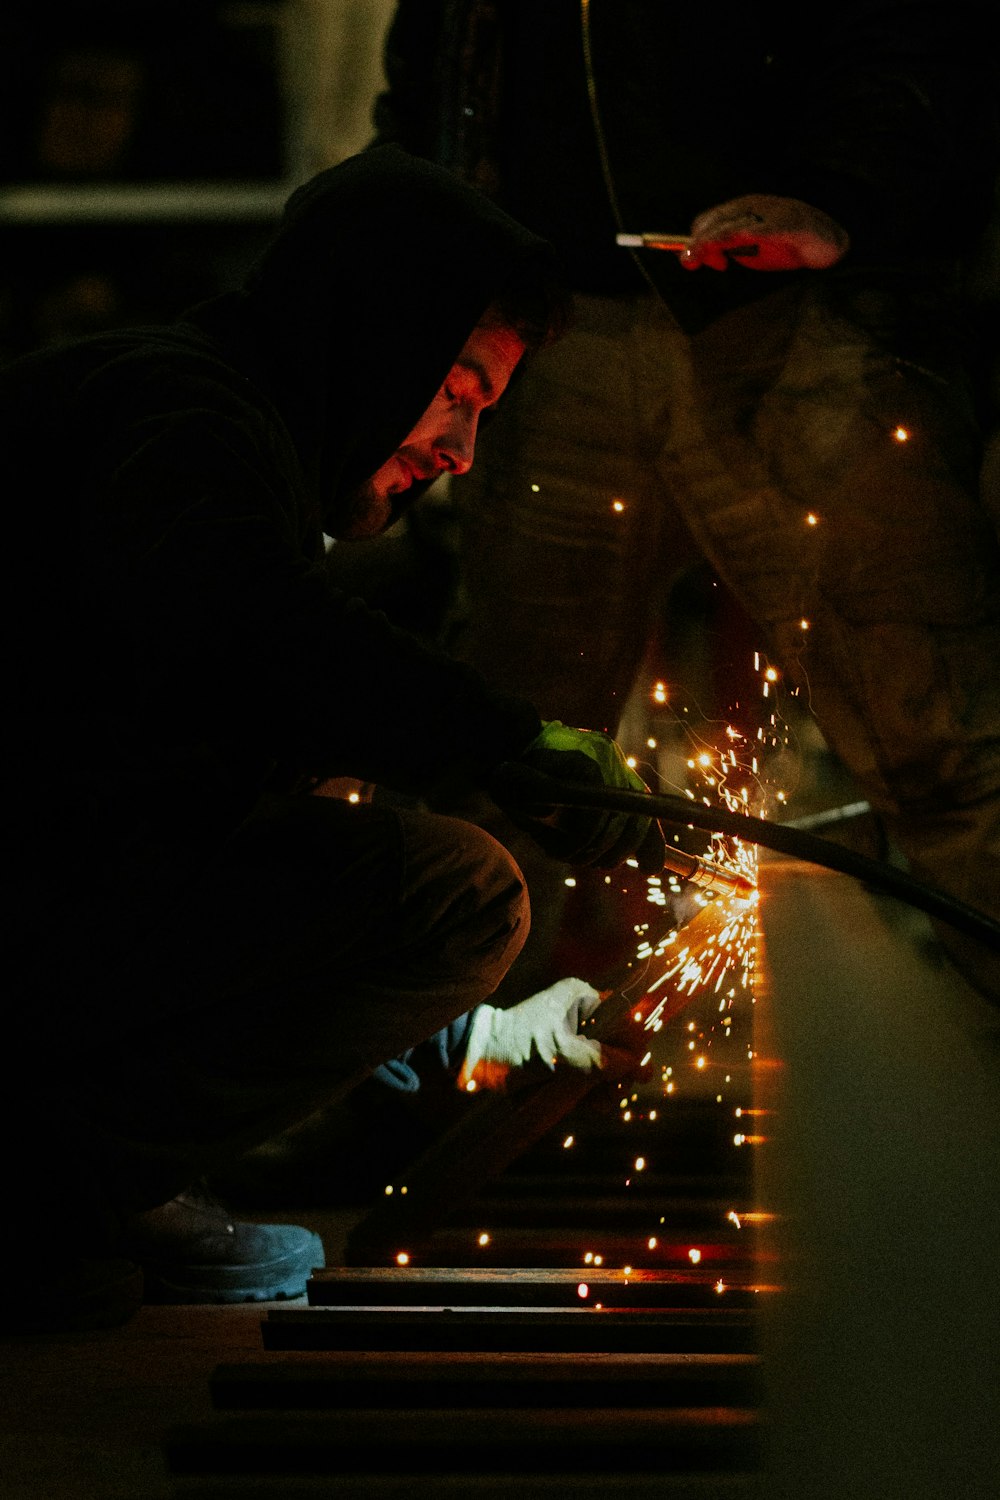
492, 763, 1000, 951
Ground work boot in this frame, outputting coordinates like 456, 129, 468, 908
121, 1186, 324, 1304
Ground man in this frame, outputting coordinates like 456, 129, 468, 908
0, 145, 663, 1330
370, 1, 1000, 1002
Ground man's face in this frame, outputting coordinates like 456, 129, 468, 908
341, 321, 526, 539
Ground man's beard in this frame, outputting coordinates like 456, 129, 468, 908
328, 479, 394, 541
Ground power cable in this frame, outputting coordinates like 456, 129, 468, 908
492, 763, 1000, 951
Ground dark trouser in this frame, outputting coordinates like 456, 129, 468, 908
449, 277, 1000, 998
16, 797, 528, 1245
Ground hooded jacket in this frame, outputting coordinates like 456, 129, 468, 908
2, 145, 551, 950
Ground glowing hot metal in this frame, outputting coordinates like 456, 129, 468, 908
616, 231, 692, 252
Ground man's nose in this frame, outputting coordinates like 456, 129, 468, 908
437, 411, 478, 474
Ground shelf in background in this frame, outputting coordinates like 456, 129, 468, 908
0, 181, 293, 225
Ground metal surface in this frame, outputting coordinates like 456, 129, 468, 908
754, 857, 1000, 1500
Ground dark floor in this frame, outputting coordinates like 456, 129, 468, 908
0, 1208, 362, 1499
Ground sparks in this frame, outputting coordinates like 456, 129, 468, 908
558, 650, 776, 1284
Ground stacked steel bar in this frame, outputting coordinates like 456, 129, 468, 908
164, 1072, 764, 1496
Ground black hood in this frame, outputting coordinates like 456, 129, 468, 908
186, 144, 560, 534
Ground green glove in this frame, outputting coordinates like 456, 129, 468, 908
491, 720, 665, 873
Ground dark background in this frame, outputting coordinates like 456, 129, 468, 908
0, 2, 290, 360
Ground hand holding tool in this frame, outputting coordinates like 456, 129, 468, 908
491, 720, 665, 874
457, 977, 605, 1091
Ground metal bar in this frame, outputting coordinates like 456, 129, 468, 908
209, 1352, 761, 1410
165, 1407, 761, 1476
307, 1267, 758, 1309
0, 182, 290, 224
260, 1306, 757, 1355
165, 1475, 760, 1497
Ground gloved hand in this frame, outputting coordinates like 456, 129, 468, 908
490, 720, 666, 874
457, 977, 604, 1091
681, 194, 850, 271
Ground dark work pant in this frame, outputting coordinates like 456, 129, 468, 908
15, 796, 528, 1245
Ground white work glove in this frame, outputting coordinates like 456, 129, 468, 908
682, 194, 850, 271
457, 978, 604, 1092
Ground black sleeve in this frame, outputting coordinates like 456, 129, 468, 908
80, 362, 541, 797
